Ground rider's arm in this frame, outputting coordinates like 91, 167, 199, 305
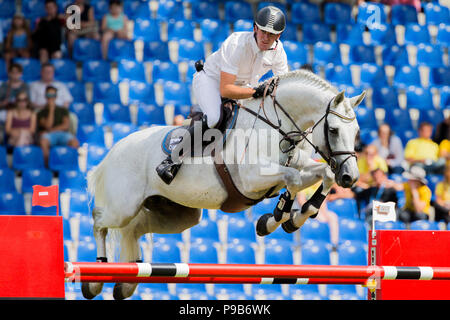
220, 71, 255, 99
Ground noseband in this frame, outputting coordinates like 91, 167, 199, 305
238, 77, 357, 175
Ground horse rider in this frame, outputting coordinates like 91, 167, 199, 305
156, 6, 289, 185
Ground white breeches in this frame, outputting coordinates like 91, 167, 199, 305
192, 71, 222, 128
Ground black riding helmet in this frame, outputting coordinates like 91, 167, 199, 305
254, 6, 286, 35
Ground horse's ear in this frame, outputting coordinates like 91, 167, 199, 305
350, 91, 367, 109
333, 90, 345, 108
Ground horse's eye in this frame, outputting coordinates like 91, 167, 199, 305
329, 127, 338, 135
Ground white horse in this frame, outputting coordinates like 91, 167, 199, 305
81, 69, 365, 299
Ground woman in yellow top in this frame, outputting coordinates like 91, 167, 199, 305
398, 166, 432, 223
433, 164, 450, 223
357, 144, 388, 187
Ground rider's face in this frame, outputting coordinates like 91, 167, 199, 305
254, 26, 280, 51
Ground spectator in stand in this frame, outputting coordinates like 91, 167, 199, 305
0, 63, 30, 127
3, 14, 33, 69
5, 91, 36, 147
353, 168, 399, 223
327, 183, 356, 202
404, 121, 444, 175
37, 86, 79, 166
32, 0, 64, 64
29, 63, 73, 111
100, 0, 130, 60
65, 0, 100, 58
370, 123, 404, 174
396, 166, 432, 223
433, 114, 450, 145
432, 164, 450, 224
173, 114, 185, 126
356, 144, 388, 188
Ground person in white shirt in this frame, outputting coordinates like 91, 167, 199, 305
29, 63, 73, 111
157, 6, 289, 185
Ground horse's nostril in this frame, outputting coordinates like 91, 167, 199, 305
342, 174, 352, 186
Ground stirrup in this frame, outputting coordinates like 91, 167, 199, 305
156, 157, 181, 185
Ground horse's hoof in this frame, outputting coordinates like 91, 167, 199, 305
81, 282, 99, 300
256, 213, 273, 236
113, 283, 127, 300
281, 218, 299, 233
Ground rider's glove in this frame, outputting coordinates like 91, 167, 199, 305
252, 81, 275, 99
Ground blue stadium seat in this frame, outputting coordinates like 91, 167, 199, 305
410, 220, 439, 230
62, 217, 71, 240
338, 220, 367, 247
397, 128, 418, 146
384, 107, 413, 130
393, 65, 421, 88
12, 146, 45, 171
128, 81, 156, 105
357, 2, 387, 26
156, 0, 185, 21
336, 24, 365, 45
374, 220, 406, 230
184, 60, 197, 83
86, 144, 108, 170
73, 38, 102, 62
441, 86, 450, 109
391, 5, 418, 25
337, 241, 367, 265
0, 192, 25, 215
174, 104, 191, 118
251, 284, 286, 299
257, 2, 287, 16
77, 124, 105, 146
70, 102, 95, 125
324, 64, 353, 86
324, 2, 352, 25
167, 20, 195, 41
327, 284, 360, 300
76, 238, 96, 262
372, 86, 399, 109
313, 42, 341, 66
163, 81, 191, 106
429, 67, 450, 88
0, 59, 7, 81
381, 45, 409, 66
405, 86, 434, 110
143, 41, 170, 62
0, 168, 16, 192
300, 219, 331, 245
49, 146, 79, 172
354, 105, 378, 129
359, 128, 378, 145
226, 217, 256, 243
233, 19, 253, 32
152, 241, 182, 263
348, 45, 376, 64
327, 198, 359, 220
369, 23, 397, 46
418, 109, 444, 127
76, 214, 94, 239
436, 24, 450, 47
133, 18, 160, 42
359, 63, 388, 88
416, 44, 445, 68
404, 23, 430, 45
0, 146, 7, 168
13, 58, 41, 82
200, 19, 231, 43
50, 59, 78, 82
152, 60, 179, 83
301, 240, 331, 265
0, 17, 12, 37
291, 2, 321, 24
424, 3, 450, 25
69, 190, 90, 214
250, 197, 278, 220
82, 60, 111, 82
136, 104, 166, 126
117, 59, 146, 82
189, 241, 219, 263
302, 23, 331, 44
189, 218, 220, 243
22, 0, 46, 20
191, 1, 219, 21
281, 23, 298, 42
226, 241, 256, 264
59, 169, 87, 192
93, 82, 121, 104
124, 1, 151, 20
283, 41, 308, 66
103, 103, 132, 124
65, 81, 87, 103
110, 122, 137, 144
0, 0, 15, 18
224, 1, 253, 23
177, 39, 204, 62
107, 39, 136, 62
427, 174, 444, 198
91, 0, 109, 20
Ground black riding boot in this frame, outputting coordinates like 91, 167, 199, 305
156, 116, 209, 185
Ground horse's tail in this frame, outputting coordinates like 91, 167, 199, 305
87, 159, 107, 208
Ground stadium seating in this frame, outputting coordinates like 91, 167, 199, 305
359, 63, 388, 88
354, 106, 378, 130
152, 60, 179, 83
291, 2, 321, 24
372, 86, 400, 109
117, 59, 146, 82
429, 67, 450, 88
313, 42, 341, 66
391, 5, 418, 25
393, 65, 421, 88
337, 240, 367, 265
73, 39, 102, 62
162, 80, 191, 106
348, 45, 376, 64
300, 219, 331, 245
70, 102, 95, 125
133, 18, 160, 42
124, 1, 151, 21
93, 82, 121, 104
128, 81, 156, 106
338, 219, 367, 244
65, 81, 87, 103
327, 198, 359, 220
191, 1, 220, 21
0, 146, 8, 168
136, 104, 166, 126
233, 19, 253, 32
82, 60, 111, 83
404, 23, 430, 45
22, 0, 46, 20
225, 240, 256, 264
77, 124, 106, 146
0, 0, 16, 18
21, 168, 53, 194
59, 170, 87, 192
51, 59, 78, 82
110, 122, 138, 144
301, 240, 331, 265
405, 86, 434, 110
167, 20, 195, 41
369, 23, 397, 46
189, 218, 220, 243
436, 24, 450, 47
177, 39, 204, 62
424, 3, 450, 25
0, 59, 7, 81
0, 167, 17, 193
86, 144, 108, 171
12, 146, 45, 171
0, 192, 25, 215
102, 103, 132, 124
302, 23, 331, 44
156, 0, 185, 21
381, 45, 410, 66
357, 2, 387, 26
188, 240, 219, 263
200, 19, 231, 43
49, 146, 79, 172
13, 58, 41, 82
152, 241, 182, 263
224, 1, 253, 22
336, 24, 365, 46
226, 217, 256, 243
107, 39, 136, 62
416, 44, 445, 68
324, 64, 353, 86
324, 2, 352, 25
143, 41, 171, 62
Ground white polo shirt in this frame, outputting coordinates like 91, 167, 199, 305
203, 31, 289, 88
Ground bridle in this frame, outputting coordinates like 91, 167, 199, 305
238, 77, 357, 174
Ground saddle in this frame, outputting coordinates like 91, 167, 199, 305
161, 100, 274, 213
